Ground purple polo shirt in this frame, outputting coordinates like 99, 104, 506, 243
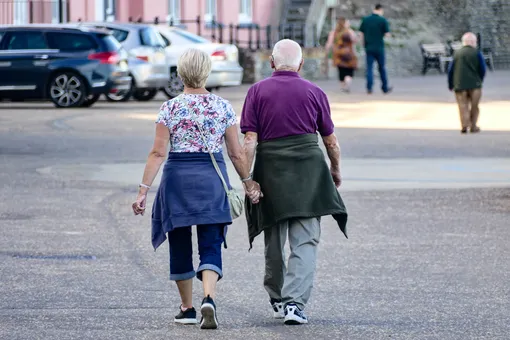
240, 71, 335, 141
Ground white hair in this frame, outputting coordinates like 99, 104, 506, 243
462, 32, 477, 48
272, 39, 303, 70
177, 48, 212, 88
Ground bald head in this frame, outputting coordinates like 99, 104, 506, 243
462, 32, 477, 48
272, 39, 303, 71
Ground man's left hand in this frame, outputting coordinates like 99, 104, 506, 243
331, 169, 342, 188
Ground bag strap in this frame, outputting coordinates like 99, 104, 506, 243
180, 95, 230, 194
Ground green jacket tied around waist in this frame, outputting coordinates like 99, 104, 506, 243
245, 134, 348, 248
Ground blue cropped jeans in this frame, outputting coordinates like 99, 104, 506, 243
168, 224, 225, 281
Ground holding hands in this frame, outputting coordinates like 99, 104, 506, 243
243, 179, 263, 204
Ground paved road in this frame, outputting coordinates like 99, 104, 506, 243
1, 72, 509, 340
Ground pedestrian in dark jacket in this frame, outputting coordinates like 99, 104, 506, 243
448, 32, 487, 134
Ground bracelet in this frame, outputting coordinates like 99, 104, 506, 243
240, 175, 252, 182
139, 183, 151, 190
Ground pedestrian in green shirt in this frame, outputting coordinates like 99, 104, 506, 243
359, 3, 392, 94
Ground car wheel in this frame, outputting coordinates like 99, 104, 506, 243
163, 70, 184, 99
132, 88, 158, 101
49, 72, 86, 108
106, 79, 134, 102
80, 94, 100, 107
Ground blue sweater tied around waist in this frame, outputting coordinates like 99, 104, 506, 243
151, 152, 233, 250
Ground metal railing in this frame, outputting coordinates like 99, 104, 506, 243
128, 16, 319, 50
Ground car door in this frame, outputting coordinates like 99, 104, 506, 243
0, 30, 54, 98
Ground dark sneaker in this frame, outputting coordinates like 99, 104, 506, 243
470, 126, 481, 133
270, 298, 284, 319
174, 306, 197, 325
461, 128, 468, 134
383, 87, 393, 94
200, 295, 218, 329
284, 304, 308, 325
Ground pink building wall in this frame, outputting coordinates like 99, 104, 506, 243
1, 0, 281, 47
0, 0, 56, 25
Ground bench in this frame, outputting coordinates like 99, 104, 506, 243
444, 41, 495, 72
420, 43, 450, 75
421, 41, 495, 75
481, 47, 495, 71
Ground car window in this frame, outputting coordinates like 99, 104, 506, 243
159, 33, 171, 47
2, 31, 48, 50
169, 29, 209, 44
46, 32, 98, 52
99, 34, 122, 51
139, 27, 166, 47
109, 28, 129, 43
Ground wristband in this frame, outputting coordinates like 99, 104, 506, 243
139, 183, 151, 190
240, 175, 252, 182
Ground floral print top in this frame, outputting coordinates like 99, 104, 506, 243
156, 94, 238, 153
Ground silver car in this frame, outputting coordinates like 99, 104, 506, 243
81, 22, 169, 101
156, 26, 243, 99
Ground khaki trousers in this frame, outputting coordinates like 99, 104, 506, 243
455, 89, 482, 129
264, 217, 321, 310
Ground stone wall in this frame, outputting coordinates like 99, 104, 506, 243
238, 0, 510, 82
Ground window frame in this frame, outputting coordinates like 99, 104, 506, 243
204, 0, 217, 24
239, 0, 253, 24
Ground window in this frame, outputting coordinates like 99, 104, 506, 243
159, 34, 171, 47
205, 0, 217, 23
13, 0, 28, 25
239, 0, 252, 24
3, 32, 48, 50
100, 34, 123, 52
139, 28, 166, 47
168, 29, 209, 44
51, 0, 67, 23
107, 28, 129, 43
167, 0, 181, 24
95, 0, 116, 21
105, 0, 116, 22
46, 33, 98, 52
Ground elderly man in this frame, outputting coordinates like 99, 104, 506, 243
448, 32, 487, 134
241, 39, 348, 325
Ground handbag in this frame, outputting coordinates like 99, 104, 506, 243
183, 97, 244, 220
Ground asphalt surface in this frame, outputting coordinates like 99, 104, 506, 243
1, 72, 509, 340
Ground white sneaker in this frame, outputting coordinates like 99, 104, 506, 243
284, 304, 308, 325
271, 300, 285, 319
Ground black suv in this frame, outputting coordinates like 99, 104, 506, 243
0, 25, 131, 108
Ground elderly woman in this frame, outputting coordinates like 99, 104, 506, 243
132, 48, 261, 330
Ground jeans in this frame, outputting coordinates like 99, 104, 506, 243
168, 224, 225, 281
366, 50, 389, 92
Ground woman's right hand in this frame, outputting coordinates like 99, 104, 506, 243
243, 180, 263, 204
